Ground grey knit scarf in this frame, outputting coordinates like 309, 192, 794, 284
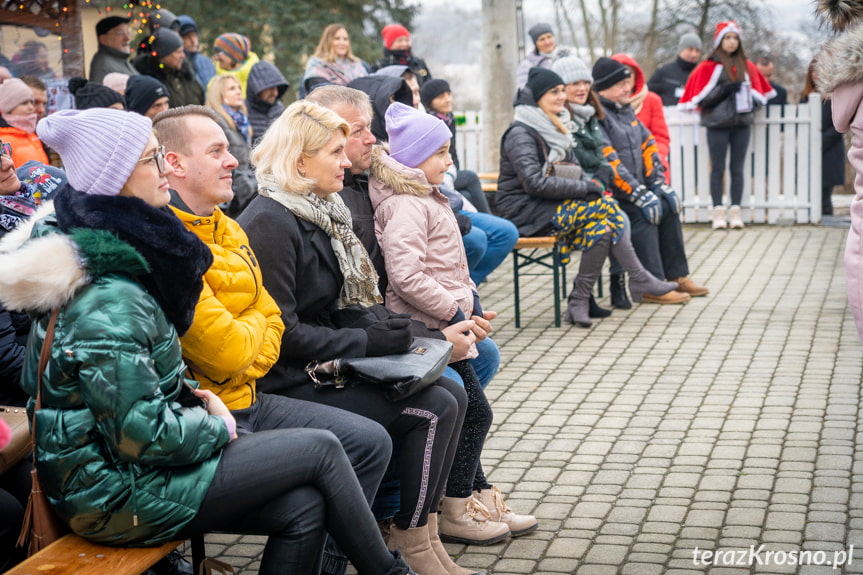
513, 104, 573, 168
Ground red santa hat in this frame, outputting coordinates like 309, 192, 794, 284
713, 21, 742, 48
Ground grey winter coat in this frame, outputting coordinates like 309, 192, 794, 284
596, 96, 666, 199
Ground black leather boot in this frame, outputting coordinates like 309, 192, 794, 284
588, 294, 611, 318
610, 273, 632, 310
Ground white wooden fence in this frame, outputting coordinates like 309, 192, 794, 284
666, 97, 822, 224
455, 96, 824, 224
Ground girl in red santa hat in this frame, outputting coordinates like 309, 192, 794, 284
678, 21, 774, 230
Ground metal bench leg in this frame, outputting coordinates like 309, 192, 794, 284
191, 535, 206, 574
512, 250, 522, 328
552, 246, 562, 328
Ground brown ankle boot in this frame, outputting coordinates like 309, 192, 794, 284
473, 486, 538, 537
438, 496, 510, 546
427, 512, 486, 575
640, 290, 691, 304
669, 276, 709, 297
388, 523, 450, 575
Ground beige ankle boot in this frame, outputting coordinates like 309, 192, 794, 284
388, 523, 450, 575
473, 486, 538, 537
712, 205, 727, 229
427, 512, 485, 575
438, 496, 509, 546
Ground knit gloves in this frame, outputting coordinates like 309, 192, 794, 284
650, 182, 681, 215
631, 184, 663, 225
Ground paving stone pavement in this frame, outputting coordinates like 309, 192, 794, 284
189, 222, 863, 574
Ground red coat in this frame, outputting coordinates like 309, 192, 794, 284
678, 58, 775, 111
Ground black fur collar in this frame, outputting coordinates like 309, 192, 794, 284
53, 188, 212, 335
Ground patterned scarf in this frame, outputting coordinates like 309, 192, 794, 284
223, 105, 250, 143
257, 180, 382, 308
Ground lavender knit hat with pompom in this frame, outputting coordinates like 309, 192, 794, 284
385, 102, 452, 168
36, 108, 152, 196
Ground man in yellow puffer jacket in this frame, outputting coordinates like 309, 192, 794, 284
154, 105, 393, 575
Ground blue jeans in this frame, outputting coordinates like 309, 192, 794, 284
461, 211, 518, 285
444, 336, 500, 390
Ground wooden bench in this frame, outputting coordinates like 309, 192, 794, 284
477, 172, 499, 193
512, 237, 567, 328
3, 534, 182, 575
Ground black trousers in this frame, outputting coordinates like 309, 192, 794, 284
232, 393, 391, 574
620, 197, 690, 280
180, 430, 404, 575
280, 377, 467, 530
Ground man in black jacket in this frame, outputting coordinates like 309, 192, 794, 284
246, 60, 289, 145
648, 32, 703, 106
594, 58, 709, 303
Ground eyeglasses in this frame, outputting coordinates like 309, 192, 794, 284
0, 142, 12, 159
138, 145, 167, 173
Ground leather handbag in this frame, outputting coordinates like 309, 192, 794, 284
17, 309, 69, 555
305, 337, 453, 402
546, 161, 584, 181
0, 405, 30, 474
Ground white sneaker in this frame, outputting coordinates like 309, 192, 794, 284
728, 205, 744, 229
712, 206, 727, 230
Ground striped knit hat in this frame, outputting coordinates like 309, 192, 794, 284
213, 33, 250, 64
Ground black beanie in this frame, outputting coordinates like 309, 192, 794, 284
525, 67, 564, 102
125, 74, 169, 116
69, 77, 125, 110
420, 79, 451, 110
150, 28, 184, 58
592, 57, 631, 92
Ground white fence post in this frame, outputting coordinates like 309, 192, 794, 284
454, 111, 484, 172
664, 99, 822, 224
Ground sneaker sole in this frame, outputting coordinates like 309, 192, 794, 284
439, 530, 510, 546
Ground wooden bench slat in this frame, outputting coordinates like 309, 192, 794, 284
4, 534, 181, 575
514, 236, 557, 249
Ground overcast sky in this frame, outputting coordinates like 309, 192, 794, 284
418, 0, 814, 28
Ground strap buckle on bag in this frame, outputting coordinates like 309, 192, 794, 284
304, 360, 347, 390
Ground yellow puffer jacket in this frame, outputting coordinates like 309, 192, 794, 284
213, 52, 260, 97
171, 206, 284, 410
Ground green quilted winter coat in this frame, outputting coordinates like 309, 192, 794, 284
0, 208, 229, 546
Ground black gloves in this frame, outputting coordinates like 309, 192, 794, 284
593, 163, 615, 189
584, 180, 603, 202
456, 213, 472, 236
365, 316, 412, 356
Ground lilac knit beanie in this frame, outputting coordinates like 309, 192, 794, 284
36, 108, 152, 196
385, 102, 452, 168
